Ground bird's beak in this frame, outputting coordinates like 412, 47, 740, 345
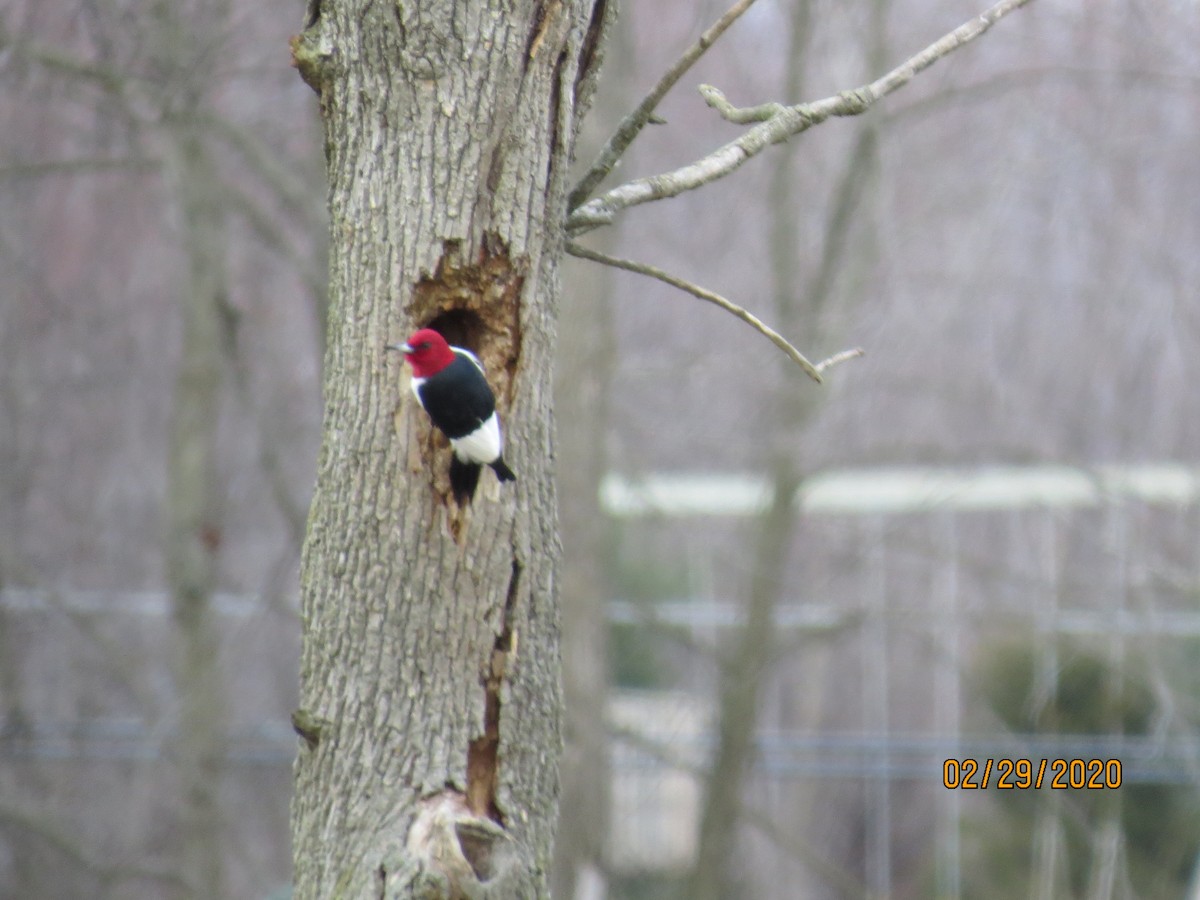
385, 343, 413, 354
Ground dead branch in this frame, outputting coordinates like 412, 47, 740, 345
566, 241, 835, 383
566, 0, 1036, 234
568, 0, 761, 211
815, 347, 865, 373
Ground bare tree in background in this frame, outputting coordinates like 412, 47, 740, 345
0, 1, 322, 896
680, 2, 886, 894
163, 76, 230, 900
563, 2, 1033, 897
553, 256, 617, 900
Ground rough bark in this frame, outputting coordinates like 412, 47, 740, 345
289, 2, 611, 898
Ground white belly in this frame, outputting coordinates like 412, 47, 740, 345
450, 412, 502, 464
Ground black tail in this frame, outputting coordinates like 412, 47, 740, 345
449, 456, 516, 505
490, 456, 516, 483
449, 457, 482, 505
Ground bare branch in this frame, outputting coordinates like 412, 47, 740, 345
0, 158, 159, 179
699, 83, 782, 124
0, 803, 189, 891
566, 241, 825, 383
1, 40, 131, 92
815, 347, 865, 373
219, 181, 325, 301
566, 0, 1036, 233
884, 64, 1200, 125
567, 0, 760, 211
198, 112, 320, 229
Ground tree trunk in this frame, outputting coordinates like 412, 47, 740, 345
164, 123, 229, 900
289, 2, 610, 897
683, 2, 886, 896
552, 246, 616, 900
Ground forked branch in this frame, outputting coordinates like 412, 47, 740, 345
566, 0, 1035, 234
567, 0, 761, 211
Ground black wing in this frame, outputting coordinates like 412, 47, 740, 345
416, 353, 496, 440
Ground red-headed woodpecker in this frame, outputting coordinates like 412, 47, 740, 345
387, 328, 516, 504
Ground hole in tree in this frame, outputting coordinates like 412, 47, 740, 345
424, 309, 485, 355
456, 822, 499, 882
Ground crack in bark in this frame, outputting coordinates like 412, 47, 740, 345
573, 0, 609, 105
465, 558, 520, 825
303, 0, 322, 30
484, 139, 505, 195
548, 49, 567, 165
523, 0, 562, 65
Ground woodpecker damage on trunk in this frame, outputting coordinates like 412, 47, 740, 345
466, 558, 520, 825
408, 237, 524, 401
400, 560, 522, 898
401, 238, 525, 524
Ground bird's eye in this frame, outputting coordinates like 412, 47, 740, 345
419, 341, 430, 350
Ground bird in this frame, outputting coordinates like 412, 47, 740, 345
387, 328, 516, 505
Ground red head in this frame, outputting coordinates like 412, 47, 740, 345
396, 328, 456, 378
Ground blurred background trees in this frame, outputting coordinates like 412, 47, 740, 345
3, 0, 1200, 898
0, 1, 321, 897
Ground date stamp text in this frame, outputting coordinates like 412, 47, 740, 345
942, 758, 1122, 789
